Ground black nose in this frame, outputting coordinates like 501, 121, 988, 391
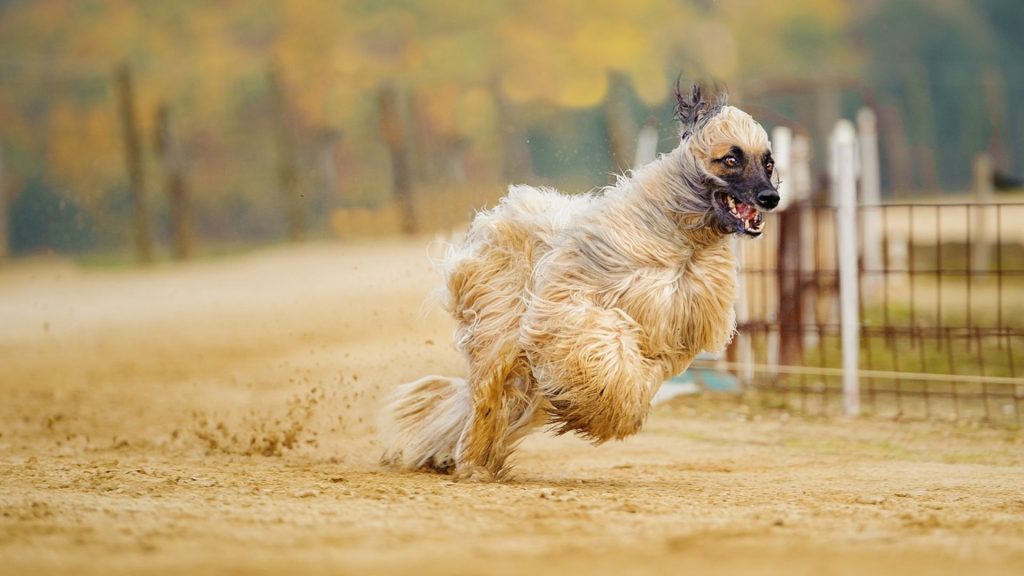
756, 189, 779, 210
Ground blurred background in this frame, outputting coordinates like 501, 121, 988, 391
2, 6, 1024, 570
1, 0, 1021, 262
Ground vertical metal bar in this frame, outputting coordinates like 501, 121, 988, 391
968, 204, 990, 421
860, 206, 876, 415
916, 206, 931, 415
980, 325, 991, 421
762, 222, 777, 383
966, 204, 973, 350
909, 205, 917, 343
996, 206, 1016, 424
996, 205, 1005, 351
818, 210, 828, 412
935, 205, 942, 331
891, 325, 903, 417
927, 205, 940, 416
943, 326, 953, 420
882, 207, 892, 336
899, 205, 914, 416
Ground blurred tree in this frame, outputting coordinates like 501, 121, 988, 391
9, 178, 94, 254
0, 138, 7, 262
377, 82, 416, 235
857, 0, 1014, 190
268, 65, 305, 242
154, 103, 193, 259
115, 62, 154, 264
4, 0, 1021, 258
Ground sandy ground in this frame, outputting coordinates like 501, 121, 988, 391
1, 239, 1023, 575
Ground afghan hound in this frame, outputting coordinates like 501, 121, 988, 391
383, 83, 780, 480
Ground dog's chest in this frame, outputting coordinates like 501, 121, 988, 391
611, 250, 737, 357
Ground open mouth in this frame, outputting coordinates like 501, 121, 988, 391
716, 192, 764, 236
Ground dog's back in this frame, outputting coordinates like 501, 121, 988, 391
442, 185, 593, 358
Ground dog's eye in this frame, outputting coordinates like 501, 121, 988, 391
723, 156, 739, 168
765, 161, 774, 175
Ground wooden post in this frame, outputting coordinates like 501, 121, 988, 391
0, 138, 7, 262
857, 108, 882, 287
268, 66, 304, 242
832, 120, 860, 417
115, 62, 154, 264
604, 70, 636, 180
377, 82, 416, 236
771, 126, 802, 368
972, 152, 994, 273
154, 104, 193, 260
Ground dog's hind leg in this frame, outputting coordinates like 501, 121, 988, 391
454, 339, 542, 480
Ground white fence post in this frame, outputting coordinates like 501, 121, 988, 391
771, 126, 793, 210
857, 109, 882, 287
832, 120, 861, 417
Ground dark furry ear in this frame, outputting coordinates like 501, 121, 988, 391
674, 79, 728, 137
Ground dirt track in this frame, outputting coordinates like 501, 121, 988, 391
2, 239, 1023, 575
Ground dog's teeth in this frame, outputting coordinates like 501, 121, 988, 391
726, 196, 741, 217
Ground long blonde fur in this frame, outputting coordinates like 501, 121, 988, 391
383, 96, 772, 479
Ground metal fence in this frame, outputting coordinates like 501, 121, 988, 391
688, 112, 1024, 424
711, 200, 1024, 424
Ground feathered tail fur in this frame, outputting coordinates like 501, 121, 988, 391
382, 375, 472, 473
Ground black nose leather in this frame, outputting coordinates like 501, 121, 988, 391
756, 189, 779, 210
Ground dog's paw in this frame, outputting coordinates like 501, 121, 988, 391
379, 449, 402, 468
453, 464, 495, 483
427, 453, 456, 474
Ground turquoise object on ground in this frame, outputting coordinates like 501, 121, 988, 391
653, 354, 742, 404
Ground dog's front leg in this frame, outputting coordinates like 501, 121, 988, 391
454, 340, 520, 480
524, 299, 663, 443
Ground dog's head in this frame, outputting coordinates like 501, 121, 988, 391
674, 82, 779, 237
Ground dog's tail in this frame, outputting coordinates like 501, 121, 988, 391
381, 375, 472, 473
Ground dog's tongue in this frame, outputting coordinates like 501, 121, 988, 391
735, 201, 758, 220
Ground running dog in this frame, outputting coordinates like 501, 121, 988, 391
384, 83, 779, 479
